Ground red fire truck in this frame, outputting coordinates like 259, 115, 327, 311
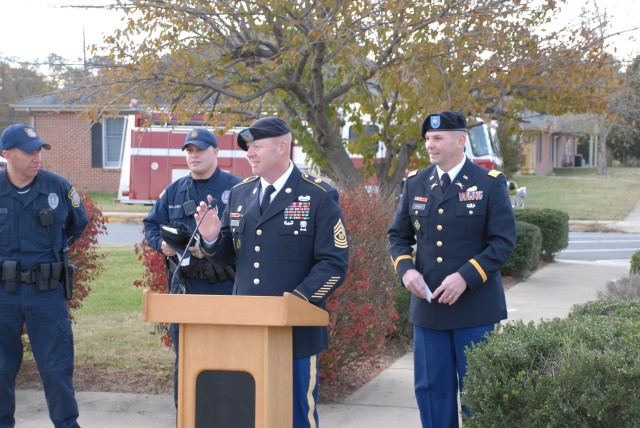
116, 114, 502, 204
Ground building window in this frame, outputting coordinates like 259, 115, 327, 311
91, 117, 128, 169
103, 117, 127, 168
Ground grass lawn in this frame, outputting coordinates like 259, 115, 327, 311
72, 245, 173, 371
89, 193, 151, 213
512, 167, 640, 221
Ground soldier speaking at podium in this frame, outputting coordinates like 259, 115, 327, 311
194, 117, 349, 428
387, 111, 516, 427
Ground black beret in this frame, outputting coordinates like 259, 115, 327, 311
420, 111, 467, 138
237, 117, 291, 151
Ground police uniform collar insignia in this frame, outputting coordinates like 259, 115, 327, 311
430, 182, 438, 190
48, 193, 59, 209
455, 181, 464, 189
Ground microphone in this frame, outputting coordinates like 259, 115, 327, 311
171, 197, 218, 294
207, 197, 219, 210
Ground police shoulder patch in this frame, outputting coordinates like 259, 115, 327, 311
488, 170, 503, 178
68, 186, 81, 208
407, 169, 419, 178
233, 176, 259, 188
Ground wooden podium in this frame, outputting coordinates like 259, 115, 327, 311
142, 290, 329, 428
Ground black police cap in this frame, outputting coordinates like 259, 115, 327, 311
236, 117, 291, 151
420, 111, 467, 139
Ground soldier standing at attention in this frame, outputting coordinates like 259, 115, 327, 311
194, 117, 349, 428
387, 111, 516, 427
0, 124, 88, 428
143, 127, 241, 407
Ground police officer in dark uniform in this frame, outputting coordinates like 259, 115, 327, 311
143, 127, 241, 406
387, 111, 516, 428
194, 117, 349, 428
0, 124, 88, 428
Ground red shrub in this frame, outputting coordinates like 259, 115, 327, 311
320, 188, 399, 383
134, 234, 172, 346
68, 194, 107, 313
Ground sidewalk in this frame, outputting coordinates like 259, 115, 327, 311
15, 211, 638, 427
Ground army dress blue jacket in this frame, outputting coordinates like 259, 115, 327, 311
387, 158, 516, 330
0, 169, 88, 270
202, 166, 350, 358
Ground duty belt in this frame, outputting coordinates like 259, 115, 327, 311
0, 266, 38, 284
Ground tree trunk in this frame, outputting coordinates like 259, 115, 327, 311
597, 116, 609, 175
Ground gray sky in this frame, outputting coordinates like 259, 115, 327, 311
0, 0, 637, 66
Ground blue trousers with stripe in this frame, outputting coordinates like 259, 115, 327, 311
293, 355, 319, 428
413, 324, 494, 428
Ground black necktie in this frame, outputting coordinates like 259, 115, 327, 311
260, 184, 275, 214
441, 173, 451, 192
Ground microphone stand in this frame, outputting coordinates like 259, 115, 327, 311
171, 198, 218, 294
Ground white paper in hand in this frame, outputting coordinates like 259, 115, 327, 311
424, 283, 433, 303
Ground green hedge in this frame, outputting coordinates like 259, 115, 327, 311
501, 221, 541, 279
463, 300, 640, 427
514, 208, 569, 261
631, 250, 640, 274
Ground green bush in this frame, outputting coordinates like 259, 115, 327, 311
631, 250, 640, 274
514, 208, 569, 261
501, 221, 541, 279
463, 300, 640, 427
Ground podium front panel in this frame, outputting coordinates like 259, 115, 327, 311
195, 370, 255, 428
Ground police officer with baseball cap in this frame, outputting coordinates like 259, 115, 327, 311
0, 124, 88, 428
196, 116, 349, 428
388, 111, 516, 427
143, 127, 241, 407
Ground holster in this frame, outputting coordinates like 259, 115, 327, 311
2, 261, 19, 294
62, 248, 74, 300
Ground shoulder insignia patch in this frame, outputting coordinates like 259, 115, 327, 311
233, 176, 259, 188
334, 218, 348, 248
488, 170, 503, 178
407, 169, 419, 178
68, 186, 82, 208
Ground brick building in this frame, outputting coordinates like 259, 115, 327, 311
8, 93, 134, 194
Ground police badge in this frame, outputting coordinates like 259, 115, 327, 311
221, 190, 230, 205
48, 193, 60, 210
